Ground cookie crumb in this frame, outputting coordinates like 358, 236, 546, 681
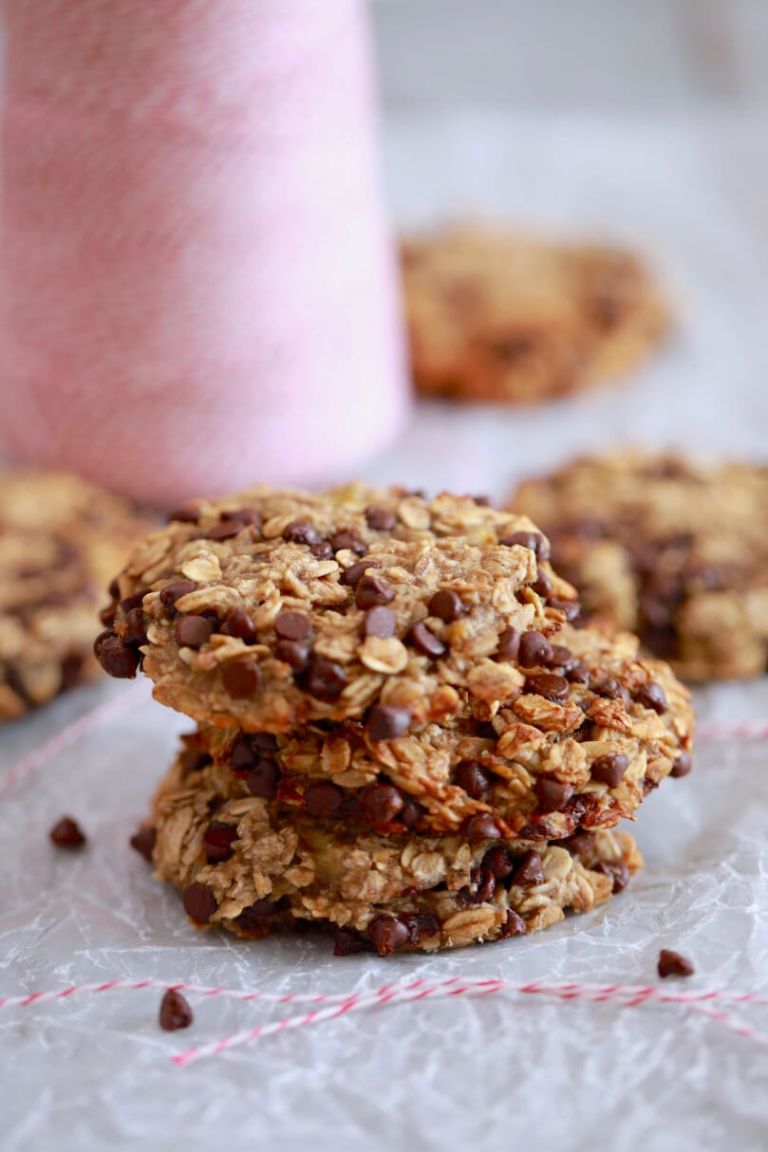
159, 989, 194, 1032
657, 948, 694, 979
49, 816, 86, 849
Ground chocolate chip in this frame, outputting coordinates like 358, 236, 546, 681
470, 866, 496, 903
355, 574, 395, 609
121, 607, 147, 647
274, 610, 313, 641
365, 505, 396, 531
454, 759, 491, 798
499, 909, 527, 939
130, 826, 157, 862
108, 576, 120, 599
207, 519, 245, 541
99, 604, 117, 627
276, 639, 311, 671
203, 821, 238, 863
331, 529, 366, 555
159, 989, 194, 1032
60, 654, 85, 691
428, 589, 466, 622
244, 761, 280, 799
566, 660, 590, 684
511, 850, 545, 886
237, 899, 278, 934
525, 672, 570, 703
399, 798, 423, 828
49, 816, 86, 848
166, 505, 200, 524
333, 927, 367, 956
303, 657, 347, 702
591, 752, 629, 788
159, 580, 198, 611
671, 752, 693, 778
546, 644, 575, 669
221, 608, 258, 642
635, 681, 669, 714
367, 915, 410, 957
461, 814, 502, 841
592, 676, 628, 702
175, 615, 213, 649
401, 912, 441, 946
340, 560, 377, 587
303, 781, 345, 817
482, 845, 514, 879
565, 830, 597, 857
364, 606, 396, 638
231, 735, 257, 772
657, 948, 694, 979
408, 620, 447, 659
94, 631, 140, 678
119, 591, 145, 613
367, 704, 411, 741
252, 733, 278, 751
548, 598, 581, 623
535, 778, 574, 812
282, 518, 320, 546
182, 883, 217, 925
494, 626, 521, 663
310, 540, 334, 559
595, 860, 631, 893
182, 747, 212, 776
531, 570, 552, 597
359, 783, 404, 827
519, 630, 553, 668
499, 530, 550, 561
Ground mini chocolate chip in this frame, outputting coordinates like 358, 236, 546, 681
237, 899, 279, 934
408, 620, 447, 659
160, 580, 198, 611
525, 672, 570, 703
591, 752, 629, 788
244, 761, 280, 799
99, 604, 117, 627
49, 816, 86, 848
182, 746, 212, 776
333, 927, 367, 956
207, 520, 245, 541
495, 626, 521, 662
401, 912, 441, 946
399, 798, 423, 828
592, 676, 628, 702
231, 735, 257, 772
166, 505, 200, 524
221, 506, 261, 528
535, 778, 575, 812
274, 610, 313, 641
454, 759, 491, 798
482, 845, 514, 879
221, 608, 258, 642
548, 598, 581, 623
531, 570, 552, 597
355, 574, 395, 609
635, 681, 669, 714
368, 915, 410, 957
461, 814, 502, 841
127, 828, 156, 867
108, 577, 120, 599
119, 591, 145, 613
331, 529, 366, 555
310, 540, 334, 559
595, 860, 631, 894
546, 644, 574, 669
182, 882, 217, 925
303, 781, 345, 817
428, 589, 466, 622
512, 850, 545, 886
94, 632, 140, 678
470, 866, 496, 903
304, 657, 347, 702
657, 948, 694, 979
159, 989, 194, 1032
203, 821, 238, 863
340, 560, 376, 587
566, 660, 590, 684
519, 630, 553, 668
121, 607, 147, 647
282, 518, 320, 546
359, 783, 404, 827
365, 505, 396, 531
61, 654, 85, 691
499, 530, 550, 561
364, 606, 396, 638
367, 704, 411, 741
565, 830, 597, 858
175, 615, 213, 649
499, 910, 527, 938
276, 639, 311, 671
671, 752, 693, 778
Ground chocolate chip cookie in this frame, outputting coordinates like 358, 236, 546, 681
401, 224, 670, 405
142, 734, 644, 955
0, 471, 150, 721
511, 452, 768, 680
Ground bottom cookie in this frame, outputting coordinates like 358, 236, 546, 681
141, 740, 643, 955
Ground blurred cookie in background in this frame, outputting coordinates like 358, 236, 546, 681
401, 224, 671, 406
0, 471, 152, 721
510, 451, 768, 681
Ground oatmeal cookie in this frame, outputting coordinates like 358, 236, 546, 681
0, 471, 150, 721
96, 485, 579, 733
142, 736, 643, 955
511, 452, 768, 680
401, 224, 670, 405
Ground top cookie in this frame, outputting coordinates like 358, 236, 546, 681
97, 485, 579, 732
510, 452, 768, 680
0, 471, 150, 721
401, 224, 670, 405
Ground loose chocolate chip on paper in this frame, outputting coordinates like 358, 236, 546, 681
408, 621, 447, 659
159, 989, 194, 1032
367, 704, 411, 741
49, 816, 86, 849
175, 615, 214, 649
657, 948, 695, 979
368, 916, 410, 957
182, 883, 217, 925
129, 826, 157, 862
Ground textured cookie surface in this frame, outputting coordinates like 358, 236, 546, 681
144, 735, 643, 955
511, 452, 768, 680
402, 224, 670, 405
0, 471, 150, 721
98, 485, 580, 733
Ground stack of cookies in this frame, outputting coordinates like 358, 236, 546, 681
97, 486, 693, 955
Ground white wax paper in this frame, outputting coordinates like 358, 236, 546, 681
3, 112, 768, 1151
